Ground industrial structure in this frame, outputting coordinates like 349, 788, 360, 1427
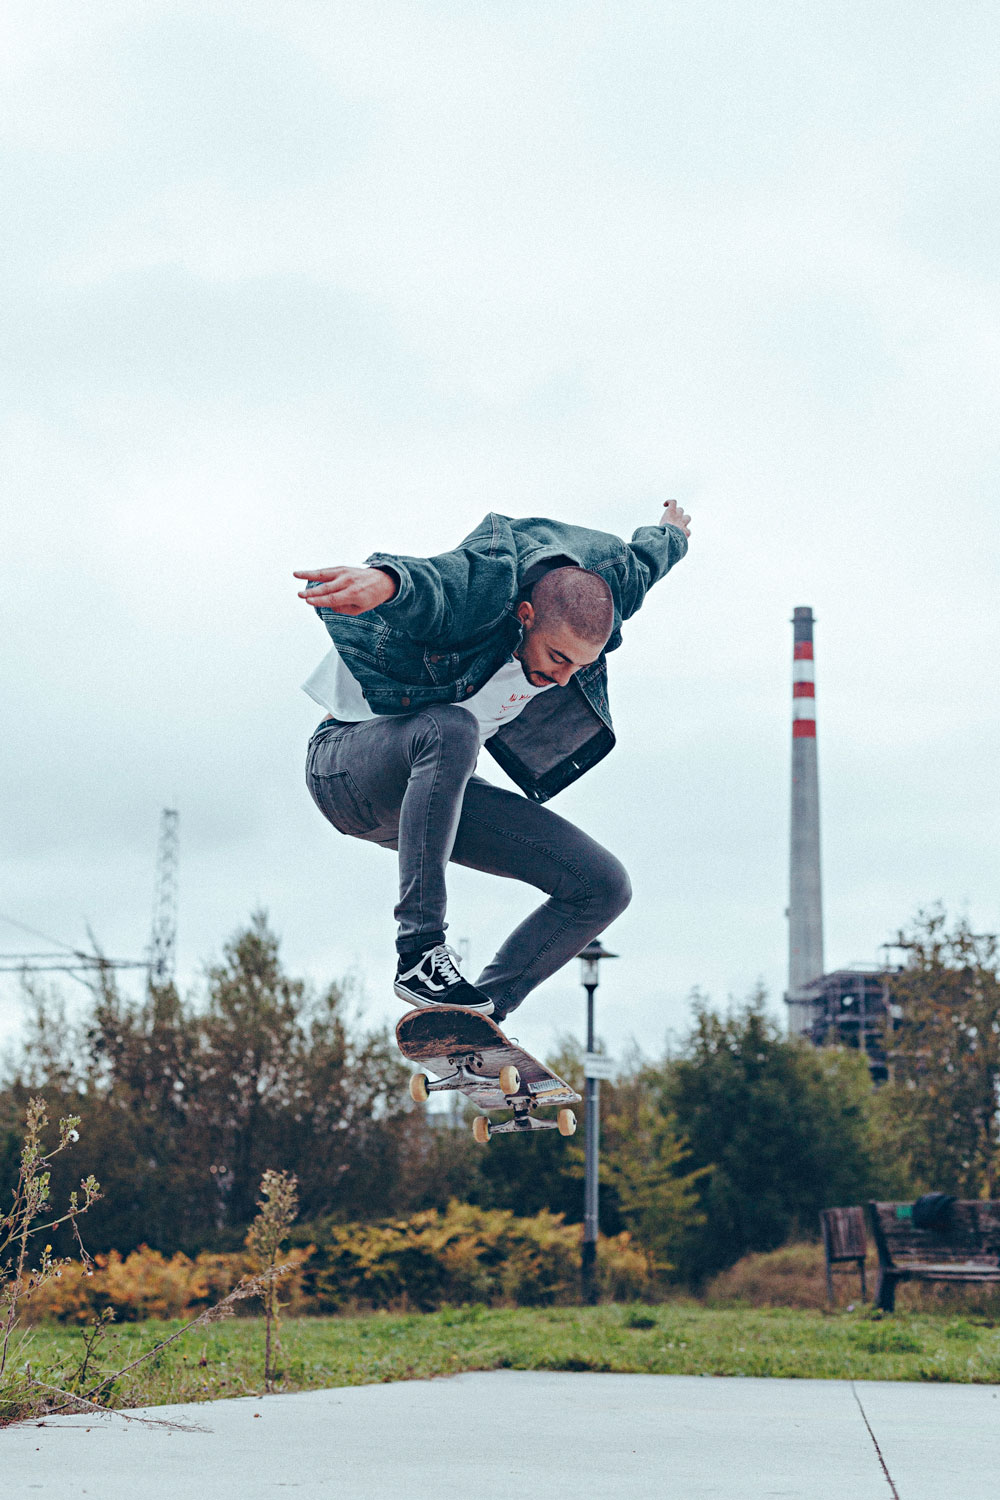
147, 808, 180, 986
783, 609, 896, 1078
791, 967, 896, 1083
785, 606, 825, 1036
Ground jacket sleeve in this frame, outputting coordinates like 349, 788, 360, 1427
362, 539, 517, 643
616, 523, 688, 620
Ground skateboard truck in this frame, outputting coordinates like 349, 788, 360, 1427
482, 1097, 573, 1139
408, 1051, 521, 1101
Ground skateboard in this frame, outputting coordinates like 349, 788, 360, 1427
396, 1006, 581, 1144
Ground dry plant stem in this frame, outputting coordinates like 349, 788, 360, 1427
1, 1214, 32, 1383
247, 1170, 299, 1393
0, 1101, 100, 1384
5, 1266, 288, 1429
1, 1145, 39, 1380
81, 1264, 292, 1402
264, 1297, 274, 1390
74, 1309, 114, 1393
25, 1377, 206, 1433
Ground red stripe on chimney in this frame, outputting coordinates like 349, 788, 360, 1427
792, 720, 816, 737
793, 681, 815, 698
794, 642, 813, 660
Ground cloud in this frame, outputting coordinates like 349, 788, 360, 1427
2, 2, 998, 1061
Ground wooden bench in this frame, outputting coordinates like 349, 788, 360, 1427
820, 1206, 868, 1306
868, 1200, 1000, 1311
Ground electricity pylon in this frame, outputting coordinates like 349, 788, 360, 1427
147, 808, 180, 987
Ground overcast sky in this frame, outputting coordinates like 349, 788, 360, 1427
3, 1, 999, 1070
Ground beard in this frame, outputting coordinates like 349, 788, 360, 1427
515, 628, 556, 687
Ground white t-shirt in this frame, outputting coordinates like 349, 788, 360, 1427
303, 647, 554, 746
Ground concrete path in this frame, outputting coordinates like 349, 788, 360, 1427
4, 1371, 999, 1500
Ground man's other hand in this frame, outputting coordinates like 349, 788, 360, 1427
658, 499, 691, 538
294, 565, 398, 614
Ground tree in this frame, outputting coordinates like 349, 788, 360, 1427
664, 990, 883, 1281
600, 1064, 709, 1275
877, 908, 1000, 1197
0, 913, 460, 1255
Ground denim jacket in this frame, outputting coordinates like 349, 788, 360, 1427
310, 513, 687, 802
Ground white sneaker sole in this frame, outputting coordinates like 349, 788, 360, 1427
392, 980, 494, 1016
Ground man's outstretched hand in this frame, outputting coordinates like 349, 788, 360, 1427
659, 499, 691, 538
294, 565, 398, 615
296, 507, 688, 615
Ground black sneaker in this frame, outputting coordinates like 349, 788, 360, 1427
394, 944, 494, 1014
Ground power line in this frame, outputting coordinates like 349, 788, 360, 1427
0, 912, 83, 956
0, 807, 180, 987
0, 958, 149, 974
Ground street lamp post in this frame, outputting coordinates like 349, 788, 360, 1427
578, 939, 617, 1304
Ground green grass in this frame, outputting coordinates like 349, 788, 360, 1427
12, 1303, 1000, 1410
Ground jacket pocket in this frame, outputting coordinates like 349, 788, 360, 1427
308, 770, 380, 836
422, 648, 460, 685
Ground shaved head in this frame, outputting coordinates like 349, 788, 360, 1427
528, 566, 614, 647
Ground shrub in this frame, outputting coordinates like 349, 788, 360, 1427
297, 1201, 657, 1311
19, 1204, 657, 1320
704, 1239, 1000, 1317
704, 1242, 834, 1310
20, 1245, 313, 1325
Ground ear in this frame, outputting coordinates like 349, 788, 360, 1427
516, 601, 534, 628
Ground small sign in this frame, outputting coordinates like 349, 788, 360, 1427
584, 1053, 616, 1081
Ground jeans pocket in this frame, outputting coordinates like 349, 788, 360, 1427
308, 769, 380, 836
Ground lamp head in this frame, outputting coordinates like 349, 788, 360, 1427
578, 938, 618, 987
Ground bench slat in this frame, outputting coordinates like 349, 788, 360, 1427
894, 1263, 1000, 1278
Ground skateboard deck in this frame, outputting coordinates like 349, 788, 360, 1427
396, 1006, 581, 1142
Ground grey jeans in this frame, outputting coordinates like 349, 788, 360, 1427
305, 703, 631, 1020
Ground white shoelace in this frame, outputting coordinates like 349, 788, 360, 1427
427, 944, 464, 985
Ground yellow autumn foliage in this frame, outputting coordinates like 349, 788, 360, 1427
20, 1244, 313, 1325
20, 1204, 657, 1322
298, 1201, 657, 1311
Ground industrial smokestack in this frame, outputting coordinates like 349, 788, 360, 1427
786, 606, 824, 1036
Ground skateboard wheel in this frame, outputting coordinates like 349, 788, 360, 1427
472, 1115, 492, 1145
498, 1064, 521, 1096
409, 1073, 430, 1104
557, 1108, 577, 1137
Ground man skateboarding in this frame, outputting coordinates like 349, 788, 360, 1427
296, 502, 691, 1024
